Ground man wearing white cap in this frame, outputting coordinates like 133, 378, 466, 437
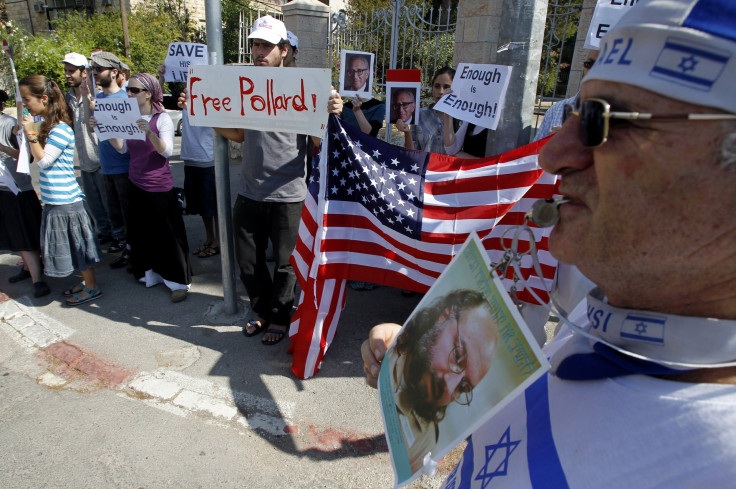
214, 15, 343, 346
362, 0, 736, 486
61, 52, 113, 244
284, 30, 298, 67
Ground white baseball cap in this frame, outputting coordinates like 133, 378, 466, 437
586, 0, 736, 114
247, 15, 287, 45
287, 31, 299, 49
60, 52, 88, 68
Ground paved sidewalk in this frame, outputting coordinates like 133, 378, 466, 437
0, 151, 461, 488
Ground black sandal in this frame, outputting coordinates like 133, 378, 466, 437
243, 319, 268, 337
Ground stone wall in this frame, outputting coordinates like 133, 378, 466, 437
283, 0, 330, 69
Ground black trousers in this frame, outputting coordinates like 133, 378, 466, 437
232, 195, 303, 326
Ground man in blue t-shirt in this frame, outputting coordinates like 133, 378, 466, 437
90, 51, 131, 268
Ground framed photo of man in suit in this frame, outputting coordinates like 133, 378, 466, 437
340, 50, 374, 98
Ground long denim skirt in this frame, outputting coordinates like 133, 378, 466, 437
40, 200, 101, 278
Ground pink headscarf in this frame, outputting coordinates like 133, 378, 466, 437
132, 73, 164, 114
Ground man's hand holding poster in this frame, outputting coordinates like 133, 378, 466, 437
186, 65, 332, 138
93, 98, 146, 141
434, 63, 511, 130
378, 232, 550, 488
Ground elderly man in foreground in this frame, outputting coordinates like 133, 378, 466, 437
362, 0, 736, 486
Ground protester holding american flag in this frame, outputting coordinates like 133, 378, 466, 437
288, 112, 559, 378
363, 0, 736, 486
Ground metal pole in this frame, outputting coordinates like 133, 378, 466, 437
386, 0, 401, 144
205, 0, 238, 314
119, 0, 130, 59
486, 0, 548, 154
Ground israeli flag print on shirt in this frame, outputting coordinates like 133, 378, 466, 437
441, 374, 569, 489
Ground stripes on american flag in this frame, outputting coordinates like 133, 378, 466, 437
287, 115, 558, 379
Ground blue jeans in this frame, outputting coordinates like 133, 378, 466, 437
103, 172, 130, 241
81, 168, 112, 237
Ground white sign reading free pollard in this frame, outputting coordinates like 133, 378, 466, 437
164, 42, 208, 82
93, 98, 146, 141
187, 65, 332, 138
434, 63, 512, 130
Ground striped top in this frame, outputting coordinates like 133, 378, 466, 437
37, 123, 84, 205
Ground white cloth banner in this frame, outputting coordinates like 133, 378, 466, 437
0, 161, 19, 194
15, 130, 30, 175
93, 98, 146, 141
584, 0, 640, 50
164, 42, 208, 82
434, 63, 512, 130
186, 65, 332, 138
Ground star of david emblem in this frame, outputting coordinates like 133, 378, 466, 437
677, 55, 698, 73
474, 426, 521, 488
635, 322, 648, 334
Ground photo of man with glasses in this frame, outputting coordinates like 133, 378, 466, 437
389, 87, 417, 125
340, 51, 373, 97
388, 289, 499, 472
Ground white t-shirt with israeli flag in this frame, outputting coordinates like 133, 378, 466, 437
441, 332, 736, 489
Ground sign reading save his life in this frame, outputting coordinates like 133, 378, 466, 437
93, 98, 146, 141
434, 63, 512, 130
584, 0, 640, 50
164, 42, 208, 82
187, 65, 331, 138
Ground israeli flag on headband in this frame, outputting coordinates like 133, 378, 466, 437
650, 37, 730, 91
441, 374, 570, 489
619, 314, 666, 344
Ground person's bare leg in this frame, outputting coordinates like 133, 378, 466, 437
204, 216, 219, 249
19, 250, 42, 282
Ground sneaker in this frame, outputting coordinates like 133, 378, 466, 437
8, 267, 31, 283
110, 252, 129, 269
33, 281, 51, 298
108, 239, 127, 254
171, 289, 188, 303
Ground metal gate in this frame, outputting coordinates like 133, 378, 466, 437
238, 7, 284, 65
328, 0, 456, 104
532, 0, 584, 135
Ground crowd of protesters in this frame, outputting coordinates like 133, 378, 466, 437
3, 3, 736, 487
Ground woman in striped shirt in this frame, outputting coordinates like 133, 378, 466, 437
20, 75, 102, 306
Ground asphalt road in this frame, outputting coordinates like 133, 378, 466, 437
0, 140, 462, 488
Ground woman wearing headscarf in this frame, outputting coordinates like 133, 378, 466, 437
112, 73, 191, 302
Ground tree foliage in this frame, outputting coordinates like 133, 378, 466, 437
0, 0, 199, 101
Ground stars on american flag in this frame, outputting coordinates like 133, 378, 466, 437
320, 118, 428, 238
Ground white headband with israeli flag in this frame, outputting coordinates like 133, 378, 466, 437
584, 0, 736, 114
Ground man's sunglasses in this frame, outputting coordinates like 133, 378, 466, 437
92, 65, 110, 73
126, 87, 147, 95
562, 98, 736, 147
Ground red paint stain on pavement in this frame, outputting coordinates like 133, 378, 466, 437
38, 340, 134, 389
45, 342, 83, 365
283, 425, 299, 434
0, 292, 9, 302
305, 425, 387, 455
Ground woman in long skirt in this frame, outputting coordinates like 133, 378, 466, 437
109, 73, 191, 302
19, 76, 102, 305
0, 90, 48, 297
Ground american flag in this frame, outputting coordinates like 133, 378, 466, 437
287, 115, 558, 379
